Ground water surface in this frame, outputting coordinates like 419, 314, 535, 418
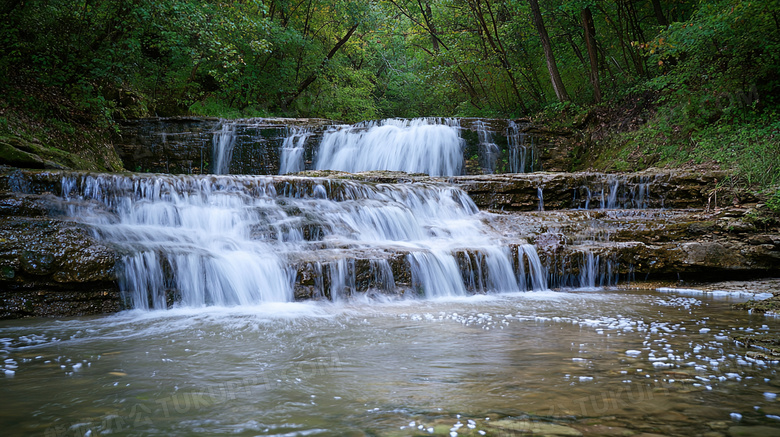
2, 289, 779, 436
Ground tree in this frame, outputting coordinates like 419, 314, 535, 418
581, 6, 601, 103
528, 0, 570, 102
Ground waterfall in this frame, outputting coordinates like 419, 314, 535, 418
328, 258, 355, 302
578, 252, 598, 289
459, 247, 519, 293
369, 259, 396, 292
537, 187, 544, 211
279, 127, 313, 174
518, 244, 548, 291
212, 122, 237, 174
474, 120, 500, 174
314, 118, 464, 176
577, 175, 655, 210
409, 251, 468, 298
507, 121, 536, 173
544, 249, 623, 289
59, 172, 548, 309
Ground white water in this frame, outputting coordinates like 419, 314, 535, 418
314, 118, 464, 176
212, 122, 237, 174
279, 127, 313, 174
507, 120, 535, 173
60, 172, 547, 309
474, 120, 500, 174
575, 175, 655, 210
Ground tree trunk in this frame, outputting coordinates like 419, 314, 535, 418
283, 23, 359, 109
528, 0, 569, 102
423, 3, 439, 52
581, 7, 601, 103
651, 0, 668, 26
467, 0, 528, 113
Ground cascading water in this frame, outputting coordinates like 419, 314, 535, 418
211, 122, 237, 174
507, 120, 536, 173
537, 186, 544, 211
314, 118, 464, 176
59, 171, 548, 309
7, 117, 779, 437
279, 127, 313, 174
474, 120, 500, 174
517, 244, 547, 291
573, 175, 655, 210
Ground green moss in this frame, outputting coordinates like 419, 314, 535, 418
0, 140, 44, 168
734, 296, 780, 313
0, 133, 120, 171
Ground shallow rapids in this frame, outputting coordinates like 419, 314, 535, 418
58, 172, 549, 309
1, 290, 779, 436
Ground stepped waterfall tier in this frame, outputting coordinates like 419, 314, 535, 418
114, 117, 540, 176
57, 172, 548, 309
2, 117, 780, 437
314, 118, 464, 176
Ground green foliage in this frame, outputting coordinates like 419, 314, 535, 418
0, 0, 778, 190
644, 0, 780, 123
768, 189, 780, 214
0, 0, 709, 121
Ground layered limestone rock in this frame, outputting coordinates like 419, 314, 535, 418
0, 167, 777, 318
448, 169, 730, 211
0, 188, 119, 319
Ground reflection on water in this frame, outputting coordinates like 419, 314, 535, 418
1, 289, 780, 436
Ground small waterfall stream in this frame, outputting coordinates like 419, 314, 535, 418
507, 120, 536, 173
3, 118, 778, 437
211, 122, 237, 174
60, 172, 548, 309
314, 118, 464, 176
279, 127, 313, 174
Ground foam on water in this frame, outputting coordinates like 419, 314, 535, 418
59, 172, 547, 309
314, 118, 464, 176
279, 127, 314, 174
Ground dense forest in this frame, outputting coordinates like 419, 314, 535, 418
0, 0, 778, 198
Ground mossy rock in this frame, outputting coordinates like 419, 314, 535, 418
730, 333, 780, 357
734, 295, 780, 313
0, 135, 89, 170
0, 140, 45, 168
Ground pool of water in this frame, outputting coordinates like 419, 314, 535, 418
2, 289, 779, 436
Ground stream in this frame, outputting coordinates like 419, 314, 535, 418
1, 291, 780, 436
1, 117, 779, 436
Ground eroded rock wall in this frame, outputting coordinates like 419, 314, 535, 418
0, 182, 119, 319
0, 167, 777, 319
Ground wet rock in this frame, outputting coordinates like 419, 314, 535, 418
0, 192, 56, 217
730, 334, 780, 357
709, 422, 731, 431
0, 195, 119, 318
115, 117, 334, 175
20, 250, 55, 275
727, 426, 780, 437
489, 419, 583, 436
573, 424, 635, 436
0, 289, 120, 319
449, 169, 727, 211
